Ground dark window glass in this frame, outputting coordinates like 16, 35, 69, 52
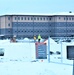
59, 17, 60, 19
21, 17, 23, 20
8, 31, 10, 32
66, 17, 68, 20
64, 17, 65, 20
28, 17, 29, 20
34, 17, 36, 20
49, 18, 51, 20
8, 17, 10, 20
47, 17, 48, 20
18, 17, 20, 20
31, 17, 33, 20
24, 17, 26, 20
37, 17, 39, 20
15, 17, 17, 20
72, 17, 74, 20
8, 23, 10, 26
40, 17, 42, 20
69, 17, 71, 20
43, 17, 45, 20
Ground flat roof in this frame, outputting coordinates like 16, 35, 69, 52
0, 12, 74, 16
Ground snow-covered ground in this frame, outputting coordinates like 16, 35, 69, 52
0, 61, 73, 75
0, 38, 73, 75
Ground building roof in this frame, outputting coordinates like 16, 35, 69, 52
0, 12, 74, 16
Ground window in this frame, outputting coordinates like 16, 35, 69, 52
69, 17, 71, 20
31, 17, 33, 20
47, 17, 48, 20
37, 17, 39, 20
66, 17, 68, 20
18, 17, 20, 20
24, 17, 26, 20
22, 31, 23, 32
40, 17, 42, 20
34, 17, 36, 20
64, 17, 66, 20
43, 17, 45, 20
49, 18, 51, 20
59, 17, 61, 19
15, 17, 17, 20
8, 31, 10, 32
8, 17, 10, 20
72, 17, 74, 20
28, 17, 29, 20
8, 23, 10, 27
15, 31, 17, 32
21, 17, 23, 20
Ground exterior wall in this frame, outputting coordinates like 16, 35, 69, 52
54, 16, 74, 22
54, 16, 74, 37
12, 22, 50, 38
0, 15, 74, 39
1, 16, 6, 28
11, 15, 54, 38
5, 16, 12, 28
0, 16, 12, 38
54, 22, 74, 37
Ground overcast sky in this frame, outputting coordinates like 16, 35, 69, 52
0, 0, 74, 14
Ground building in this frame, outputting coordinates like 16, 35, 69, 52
0, 14, 74, 39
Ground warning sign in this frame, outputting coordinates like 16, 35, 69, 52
35, 42, 47, 59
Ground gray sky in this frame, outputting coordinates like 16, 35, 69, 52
0, 0, 74, 14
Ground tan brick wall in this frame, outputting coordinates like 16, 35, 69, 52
0, 16, 6, 28
1, 15, 74, 29
5, 16, 12, 28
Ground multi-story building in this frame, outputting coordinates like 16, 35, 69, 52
0, 14, 74, 39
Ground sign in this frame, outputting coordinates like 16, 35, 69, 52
67, 46, 74, 60
35, 42, 47, 59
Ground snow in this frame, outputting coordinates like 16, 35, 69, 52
2, 12, 74, 16
0, 38, 73, 75
0, 61, 73, 75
